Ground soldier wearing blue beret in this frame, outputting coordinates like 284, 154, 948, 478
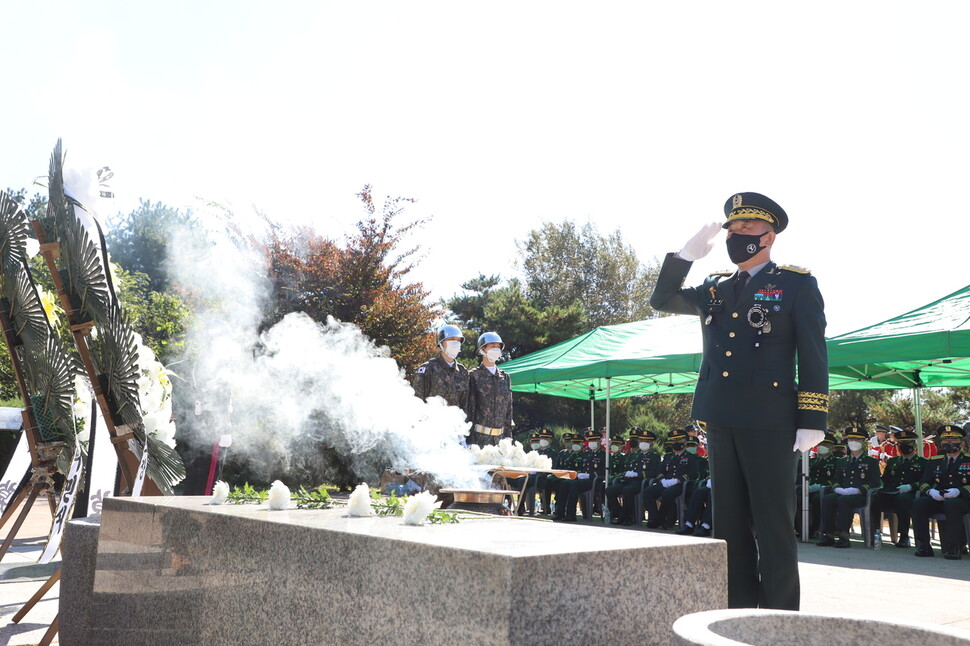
650, 192, 828, 610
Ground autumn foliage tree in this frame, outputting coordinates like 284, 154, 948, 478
265, 185, 439, 375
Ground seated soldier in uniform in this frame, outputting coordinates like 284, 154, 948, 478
912, 424, 970, 560
642, 426, 699, 529
817, 426, 880, 548
532, 428, 557, 514
552, 428, 606, 522
795, 429, 839, 539
542, 431, 580, 516
870, 427, 926, 548
677, 469, 713, 536
606, 427, 661, 526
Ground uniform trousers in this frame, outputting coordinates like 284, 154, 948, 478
641, 481, 682, 526
869, 491, 917, 540
685, 486, 712, 527
606, 477, 642, 523
707, 425, 799, 610
552, 477, 596, 520
912, 496, 970, 548
819, 491, 866, 534
794, 486, 822, 536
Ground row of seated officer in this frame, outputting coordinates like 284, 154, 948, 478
806, 423, 970, 560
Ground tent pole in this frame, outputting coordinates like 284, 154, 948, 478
913, 387, 923, 450
605, 378, 611, 508
589, 385, 595, 433
801, 450, 809, 542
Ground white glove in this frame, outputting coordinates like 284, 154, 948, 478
705, 478, 712, 489
793, 429, 826, 453
929, 488, 944, 501
625, 470, 638, 478
577, 473, 590, 480
897, 484, 912, 494
944, 488, 961, 499
833, 487, 846, 495
661, 478, 677, 488
842, 487, 861, 495
808, 484, 821, 493
677, 222, 722, 262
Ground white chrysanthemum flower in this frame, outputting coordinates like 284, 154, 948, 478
267, 480, 290, 510
402, 490, 441, 526
210, 480, 230, 505
24, 237, 40, 259
347, 483, 374, 517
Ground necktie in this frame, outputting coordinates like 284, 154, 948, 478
734, 271, 749, 301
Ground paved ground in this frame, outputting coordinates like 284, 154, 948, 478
0, 504, 967, 645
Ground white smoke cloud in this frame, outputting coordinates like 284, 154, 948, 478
169, 203, 484, 489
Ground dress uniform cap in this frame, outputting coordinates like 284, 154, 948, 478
667, 429, 689, 443
842, 426, 868, 441
873, 424, 892, 435
529, 430, 541, 442
822, 429, 838, 444
538, 428, 554, 440
891, 428, 918, 442
723, 192, 788, 233
938, 424, 966, 440
609, 436, 624, 446
637, 429, 658, 443
584, 428, 603, 442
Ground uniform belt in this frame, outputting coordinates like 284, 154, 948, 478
473, 424, 504, 436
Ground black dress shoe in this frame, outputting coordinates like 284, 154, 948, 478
694, 526, 711, 537
610, 518, 621, 525
944, 545, 962, 560
551, 515, 564, 522
621, 519, 636, 526
563, 516, 577, 522
894, 538, 911, 548
834, 536, 851, 548
645, 520, 661, 529
914, 542, 934, 557
675, 525, 695, 535
816, 535, 835, 547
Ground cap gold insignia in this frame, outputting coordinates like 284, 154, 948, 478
732, 194, 743, 209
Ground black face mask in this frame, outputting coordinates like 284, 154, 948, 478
671, 442, 685, 452
832, 448, 847, 457
941, 443, 962, 454
898, 443, 916, 455
726, 231, 769, 264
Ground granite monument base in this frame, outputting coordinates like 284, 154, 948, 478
63, 496, 727, 646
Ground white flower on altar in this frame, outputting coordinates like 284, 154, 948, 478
267, 480, 290, 510
402, 490, 440, 526
347, 483, 374, 517
210, 480, 230, 505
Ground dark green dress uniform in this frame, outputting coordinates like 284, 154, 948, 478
818, 429, 880, 546
466, 364, 513, 447
912, 425, 970, 559
552, 430, 607, 522
650, 193, 828, 611
543, 432, 581, 516
412, 355, 469, 413
642, 429, 700, 529
870, 428, 927, 547
606, 429, 661, 525
795, 431, 840, 537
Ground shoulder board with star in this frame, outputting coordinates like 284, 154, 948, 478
708, 270, 733, 277
778, 264, 811, 274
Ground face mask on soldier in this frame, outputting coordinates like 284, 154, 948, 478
483, 347, 502, 362
610, 444, 621, 453
686, 446, 698, 455
816, 445, 830, 455
531, 442, 541, 450
726, 230, 769, 264
898, 442, 915, 455
639, 442, 652, 451
847, 441, 863, 452
572, 443, 583, 452
539, 439, 550, 448
442, 340, 461, 359
941, 443, 962, 454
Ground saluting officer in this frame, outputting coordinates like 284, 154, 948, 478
466, 331, 514, 447
912, 424, 970, 559
552, 428, 607, 522
817, 426, 880, 548
642, 427, 700, 529
870, 427, 927, 548
412, 323, 469, 415
650, 192, 828, 610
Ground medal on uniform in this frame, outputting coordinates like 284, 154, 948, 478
747, 304, 770, 333
706, 286, 722, 326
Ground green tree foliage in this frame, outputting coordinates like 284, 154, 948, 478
114, 266, 190, 363
264, 185, 440, 375
106, 200, 197, 291
519, 221, 661, 328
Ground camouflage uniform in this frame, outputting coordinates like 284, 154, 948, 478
466, 364, 513, 447
412, 355, 469, 413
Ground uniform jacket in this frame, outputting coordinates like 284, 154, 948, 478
466, 365, 513, 432
658, 451, 700, 483
918, 453, 970, 498
880, 454, 927, 491
808, 454, 840, 487
623, 450, 662, 480
575, 449, 607, 479
833, 454, 880, 492
608, 451, 628, 478
650, 254, 828, 431
411, 355, 469, 413
554, 449, 581, 471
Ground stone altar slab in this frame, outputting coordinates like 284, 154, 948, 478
66, 496, 726, 646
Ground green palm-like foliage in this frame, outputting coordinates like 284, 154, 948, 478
0, 192, 28, 272
139, 435, 186, 496
21, 335, 77, 442
58, 212, 111, 327
90, 301, 141, 428
6, 269, 51, 353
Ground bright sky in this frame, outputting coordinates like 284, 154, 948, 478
1, 1, 968, 337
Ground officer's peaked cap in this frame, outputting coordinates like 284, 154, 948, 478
723, 192, 788, 233
938, 424, 966, 440
843, 426, 868, 441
